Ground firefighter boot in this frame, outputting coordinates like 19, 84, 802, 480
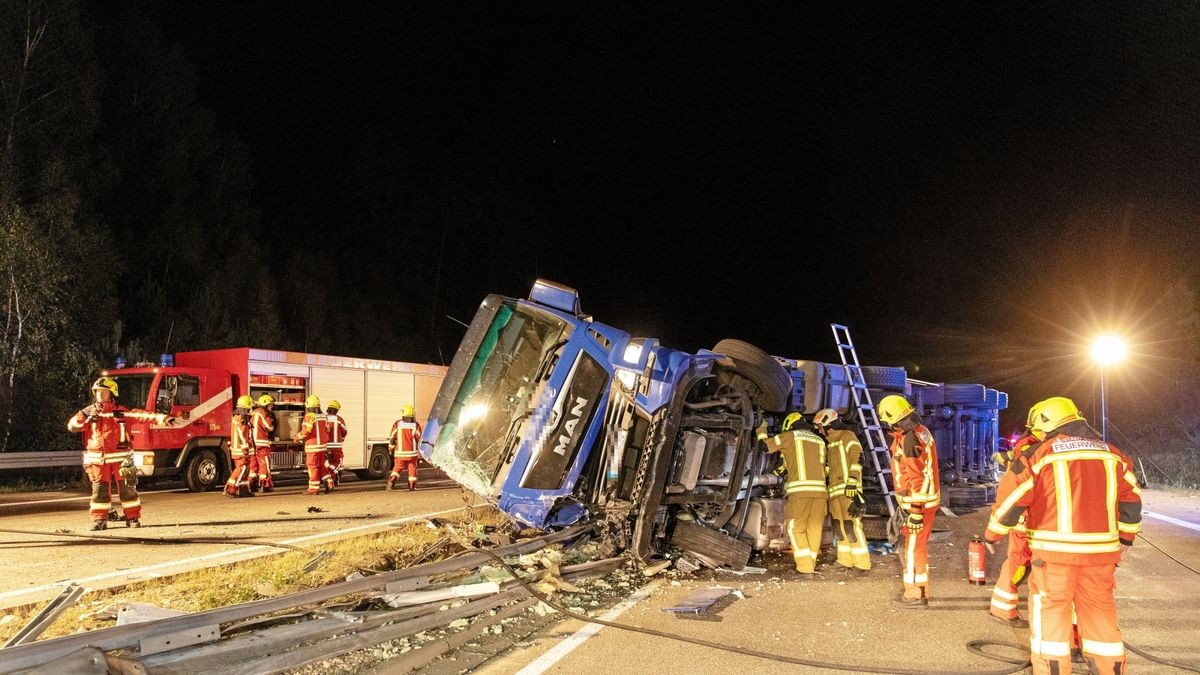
91, 519, 107, 531
894, 595, 928, 608
409, 478, 417, 491
386, 477, 394, 491
127, 519, 141, 528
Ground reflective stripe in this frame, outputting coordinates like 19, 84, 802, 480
793, 548, 812, 558
991, 598, 1017, 611
1105, 460, 1118, 534
1081, 639, 1125, 657
1032, 450, 1119, 474
992, 479, 1035, 527
122, 500, 141, 509
1031, 592, 1044, 652
1029, 539, 1122, 554
1117, 522, 1141, 533
89, 502, 110, 511
913, 573, 928, 583
851, 547, 869, 555
1029, 529, 1117, 543
993, 587, 1018, 601
1038, 641, 1072, 657
1053, 460, 1073, 534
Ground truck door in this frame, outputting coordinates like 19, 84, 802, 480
148, 372, 204, 448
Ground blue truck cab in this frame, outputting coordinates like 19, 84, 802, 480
421, 279, 798, 566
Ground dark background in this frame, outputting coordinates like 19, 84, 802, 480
3, 1, 1198, 455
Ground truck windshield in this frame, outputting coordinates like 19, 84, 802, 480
429, 300, 569, 494
112, 374, 154, 409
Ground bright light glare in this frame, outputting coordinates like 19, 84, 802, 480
1090, 334, 1127, 366
459, 403, 489, 425
623, 342, 643, 365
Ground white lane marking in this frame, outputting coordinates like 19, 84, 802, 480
0, 506, 467, 605
0, 487, 188, 508
516, 579, 664, 675
1142, 510, 1200, 534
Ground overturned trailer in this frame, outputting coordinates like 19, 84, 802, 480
420, 280, 1005, 568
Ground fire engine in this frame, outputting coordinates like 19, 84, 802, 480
93, 348, 446, 491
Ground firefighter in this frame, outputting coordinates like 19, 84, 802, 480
324, 400, 349, 490
813, 408, 871, 571
987, 407, 1041, 627
67, 377, 172, 529
878, 394, 940, 607
251, 394, 276, 492
294, 394, 330, 495
224, 395, 256, 497
985, 397, 1141, 675
764, 412, 828, 574
387, 404, 423, 491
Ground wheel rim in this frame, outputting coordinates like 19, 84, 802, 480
199, 459, 218, 484
371, 451, 388, 474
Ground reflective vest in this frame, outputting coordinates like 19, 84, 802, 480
297, 411, 327, 452
890, 422, 940, 510
230, 415, 253, 455
68, 404, 164, 465
389, 419, 422, 459
325, 414, 348, 449
768, 428, 827, 496
987, 429, 1141, 565
825, 428, 863, 497
252, 408, 275, 448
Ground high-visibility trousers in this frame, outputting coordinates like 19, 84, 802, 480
253, 447, 273, 488
990, 529, 1031, 620
829, 495, 871, 570
305, 449, 328, 494
389, 456, 419, 486
900, 508, 935, 599
784, 495, 826, 573
1028, 560, 1125, 675
87, 463, 139, 521
325, 446, 343, 488
225, 454, 254, 497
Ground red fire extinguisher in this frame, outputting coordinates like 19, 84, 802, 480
968, 536, 988, 585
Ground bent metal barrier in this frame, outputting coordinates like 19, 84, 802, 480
0, 524, 590, 673
0, 451, 80, 470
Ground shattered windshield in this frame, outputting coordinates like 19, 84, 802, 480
430, 300, 570, 494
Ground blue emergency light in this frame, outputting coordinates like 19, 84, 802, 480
160, 353, 175, 367
115, 356, 127, 369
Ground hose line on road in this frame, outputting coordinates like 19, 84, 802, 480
1136, 531, 1200, 576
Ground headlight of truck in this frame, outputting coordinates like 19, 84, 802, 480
616, 368, 639, 391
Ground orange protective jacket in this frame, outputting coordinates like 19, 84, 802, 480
325, 413, 349, 449
252, 408, 275, 448
388, 418, 423, 459
230, 414, 253, 455
986, 421, 1141, 565
296, 411, 327, 452
890, 420, 940, 512
68, 403, 166, 465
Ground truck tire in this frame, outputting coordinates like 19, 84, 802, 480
184, 450, 221, 492
710, 339, 792, 413
354, 444, 392, 481
860, 366, 907, 392
942, 383, 985, 405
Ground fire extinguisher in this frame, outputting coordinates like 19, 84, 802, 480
968, 535, 988, 585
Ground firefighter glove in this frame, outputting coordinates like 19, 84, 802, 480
844, 479, 860, 500
905, 510, 925, 533
848, 496, 864, 518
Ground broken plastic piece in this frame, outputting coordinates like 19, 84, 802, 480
660, 587, 738, 614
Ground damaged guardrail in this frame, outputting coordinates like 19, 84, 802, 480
0, 523, 596, 673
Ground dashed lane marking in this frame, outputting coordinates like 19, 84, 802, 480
1143, 510, 1200, 534
515, 579, 664, 675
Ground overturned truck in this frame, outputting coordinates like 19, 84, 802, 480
421, 280, 1006, 569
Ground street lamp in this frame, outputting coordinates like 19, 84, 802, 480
1090, 334, 1127, 441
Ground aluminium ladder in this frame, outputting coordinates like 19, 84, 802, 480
830, 323, 897, 518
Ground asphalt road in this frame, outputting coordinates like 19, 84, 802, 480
467, 489, 1200, 675
0, 468, 482, 610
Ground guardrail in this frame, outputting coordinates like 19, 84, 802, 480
0, 451, 80, 470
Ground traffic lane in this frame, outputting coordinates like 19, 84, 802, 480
0, 477, 481, 610
479, 492, 1200, 675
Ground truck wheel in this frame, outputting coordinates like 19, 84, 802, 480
184, 450, 221, 492
860, 366, 907, 392
354, 445, 392, 481
710, 339, 792, 413
942, 383, 986, 405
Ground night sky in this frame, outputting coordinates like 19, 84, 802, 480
138, 2, 1200, 429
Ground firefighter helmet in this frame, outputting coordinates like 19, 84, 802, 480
328, 400, 341, 412
305, 394, 321, 409
812, 408, 838, 428
236, 394, 254, 409
257, 394, 275, 407
781, 412, 802, 431
1029, 396, 1084, 439
401, 404, 415, 418
92, 377, 119, 397
878, 395, 915, 425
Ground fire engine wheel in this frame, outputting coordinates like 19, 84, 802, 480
710, 339, 792, 413
184, 450, 221, 492
354, 445, 392, 481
